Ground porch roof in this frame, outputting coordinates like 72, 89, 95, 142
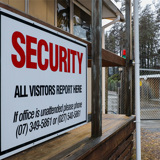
74, 0, 124, 22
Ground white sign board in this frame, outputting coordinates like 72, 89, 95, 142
0, 8, 87, 159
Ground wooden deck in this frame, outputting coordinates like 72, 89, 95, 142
5, 114, 135, 160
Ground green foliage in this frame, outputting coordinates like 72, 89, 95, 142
108, 74, 120, 82
108, 74, 120, 92
139, 4, 160, 69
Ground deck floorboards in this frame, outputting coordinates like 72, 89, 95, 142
5, 114, 135, 160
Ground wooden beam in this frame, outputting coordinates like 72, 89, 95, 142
91, 0, 102, 137
88, 49, 126, 67
125, 0, 132, 116
102, 49, 126, 66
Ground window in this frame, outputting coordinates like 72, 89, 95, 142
57, 0, 70, 32
73, 4, 91, 41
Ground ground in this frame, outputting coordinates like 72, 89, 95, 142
132, 121, 160, 160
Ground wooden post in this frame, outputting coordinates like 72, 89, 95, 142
132, 67, 135, 115
120, 69, 126, 114
91, 0, 102, 137
125, 0, 132, 116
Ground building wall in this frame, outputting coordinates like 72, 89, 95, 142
0, 0, 25, 12
148, 79, 160, 98
140, 78, 160, 99
29, 0, 54, 25
0, 0, 54, 25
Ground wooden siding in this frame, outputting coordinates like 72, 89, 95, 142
0, 0, 25, 12
29, 0, 54, 25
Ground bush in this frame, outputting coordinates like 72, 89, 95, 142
108, 74, 120, 91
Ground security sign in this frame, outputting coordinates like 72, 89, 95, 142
0, 8, 87, 159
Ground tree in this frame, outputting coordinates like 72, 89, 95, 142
106, 0, 160, 69
139, 4, 159, 69
105, 23, 125, 55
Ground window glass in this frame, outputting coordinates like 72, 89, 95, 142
57, 0, 70, 32
74, 5, 91, 41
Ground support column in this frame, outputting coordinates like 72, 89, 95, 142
134, 0, 141, 159
91, 0, 102, 137
125, 0, 132, 116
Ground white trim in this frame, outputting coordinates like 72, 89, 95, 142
140, 68, 160, 71
25, 0, 29, 14
54, 0, 57, 27
140, 74, 160, 79
102, 67, 106, 114
102, 15, 120, 29
70, 0, 74, 34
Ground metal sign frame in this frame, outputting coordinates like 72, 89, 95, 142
0, 8, 87, 159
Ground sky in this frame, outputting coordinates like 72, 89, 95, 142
112, 0, 159, 10
103, 0, 159, 30
141, 0, 159, 9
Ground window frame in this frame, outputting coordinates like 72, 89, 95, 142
55, 0, 91, 36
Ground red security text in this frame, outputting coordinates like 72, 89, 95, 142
11, 31, 83, 74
